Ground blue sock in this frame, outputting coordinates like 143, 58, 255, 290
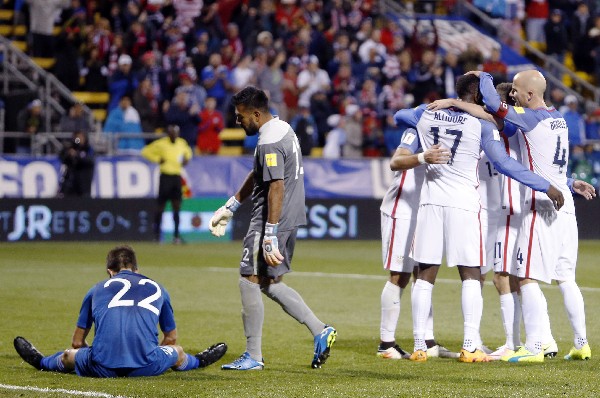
40, 351, 66, 372
174, 354, 200, 371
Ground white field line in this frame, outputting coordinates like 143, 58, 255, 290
0, 384, 128, 398
204, 267, 600, 292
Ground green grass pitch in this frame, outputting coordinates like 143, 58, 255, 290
1, 240, 599, 397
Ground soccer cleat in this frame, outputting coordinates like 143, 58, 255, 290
14, 336, 43, 370
542, 341, 558, 358
377, 344, 410, 359
312, 325, 337, 368
505, 346, 544, 363
409, 350, 427, 362
221, 352, 264, 370
427, 343, 460, 359
196, 342, 227, 368
488, 345, 515, 361
458, 348, 490, 363
564, 344, 591, 360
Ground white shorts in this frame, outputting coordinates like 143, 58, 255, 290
411, 205, 483, 268
515, 210, 578, 284
493, 212, 523, 275
480, 210, 501, 275
381, 212, 416, 273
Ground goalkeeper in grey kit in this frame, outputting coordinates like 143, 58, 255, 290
209, 86, 337, 370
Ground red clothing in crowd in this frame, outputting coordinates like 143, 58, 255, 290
197, 109, 224, 154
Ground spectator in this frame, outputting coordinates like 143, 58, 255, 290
173, 0, 203, 34
440, 51, 463, 98
136, 51, 168, 106
358, 29, 387, 64
544, 10, 569, 79
571, 2, 594, 73
482, 47, 508, 84
525, 0, 548, 45
16, 99, 47, 154
54, 10, 86, 91
410, 49, 444, 104
382, 113, 403, 156
197, 97, 223, 155
108, 54, 139, 112
58, 131, 95, 197
322, 114, 346, 159
282, 57, 301, 120
257, 50, 287, 120
103, 95, 145, 152
563, 95, 586, 148
586, 108, 600, 141
232, 54, 256, 93
175, 72, 207, 110
165, 91, 201, 148
309, 90, 334, 147
457, 43, 483, 73
81, 46, 109, 92
201, 53, 234, 114
26, 0, 70, 57
133, 78, 160, 134
342, 103, 363, 159
190, 34, 211, 79
59, 102, 92, 134
297, 55, 331, 108
290, 105, 318, 156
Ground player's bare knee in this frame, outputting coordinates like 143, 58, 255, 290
493, 272, 511, 294
61, 349, 76, 371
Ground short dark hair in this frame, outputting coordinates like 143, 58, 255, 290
496, 82, 514, 106
106, 245, 138, 273
231, 86, 269, 112
455, 74, 482, 104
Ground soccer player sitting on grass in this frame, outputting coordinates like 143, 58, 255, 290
14, 245, 227, 377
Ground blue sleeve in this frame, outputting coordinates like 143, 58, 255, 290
567, 177, 575, 194
480, 120, 550, 192
502, 121, 518, 137
393, 105, 426, 130
76, 286, 96, 329
158, 287, 176, 333
398, 127, 420, 153
479, 72, 539, 132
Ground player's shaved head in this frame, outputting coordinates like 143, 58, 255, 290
513, 70, 546, 97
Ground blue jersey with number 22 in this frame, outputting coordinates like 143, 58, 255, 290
76, 270, 176, 369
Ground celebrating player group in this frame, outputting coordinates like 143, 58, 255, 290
378, 69, 595, 363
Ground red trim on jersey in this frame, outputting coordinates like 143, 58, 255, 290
478, 210, 483, 267
522, 134, 536, 211
501, 134, 514, 215
525, 211, 537, 279
390, 171, 407, 218
502, 215, 511, 273
385, 218, 397, 270
496, 102, 509, 118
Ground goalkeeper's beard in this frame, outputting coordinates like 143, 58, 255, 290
242, 120, 260, 136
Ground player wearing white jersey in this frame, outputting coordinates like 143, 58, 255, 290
476, 69, 594, 362
394, 73, 563, 363
377, 128, 459, 359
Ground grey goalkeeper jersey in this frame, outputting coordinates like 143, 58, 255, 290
249, 117, 307, 232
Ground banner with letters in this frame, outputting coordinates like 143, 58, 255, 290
0, 198, 155, 241
0, 155, 393, 199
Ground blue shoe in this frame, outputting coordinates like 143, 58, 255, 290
312, 325, 337, 368
221, 352, 264, 370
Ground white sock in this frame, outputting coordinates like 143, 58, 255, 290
412, 279, 433, 352
499, 293, 515, 350
559, 280, 588, 348
380, 281, 402, 343
511, 292, 522, 349
520, 283, 544, 354
539, 288, 555, 346
425, 304, 435, 341
461, 279, 483, 352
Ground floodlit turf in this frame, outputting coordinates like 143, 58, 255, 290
1, 240, 600, 397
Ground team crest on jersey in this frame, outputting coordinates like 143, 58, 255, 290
514, 106, 525, 114
265, 153, 277, 167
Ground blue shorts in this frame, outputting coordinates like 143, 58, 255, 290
74, 346, 179, 378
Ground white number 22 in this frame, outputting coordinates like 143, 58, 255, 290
105, 278, 162, 315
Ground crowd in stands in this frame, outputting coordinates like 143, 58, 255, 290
6, 0, 600, 186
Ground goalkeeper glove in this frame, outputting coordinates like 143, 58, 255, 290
262, 222, 284, 266
209, 196, 241, 237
